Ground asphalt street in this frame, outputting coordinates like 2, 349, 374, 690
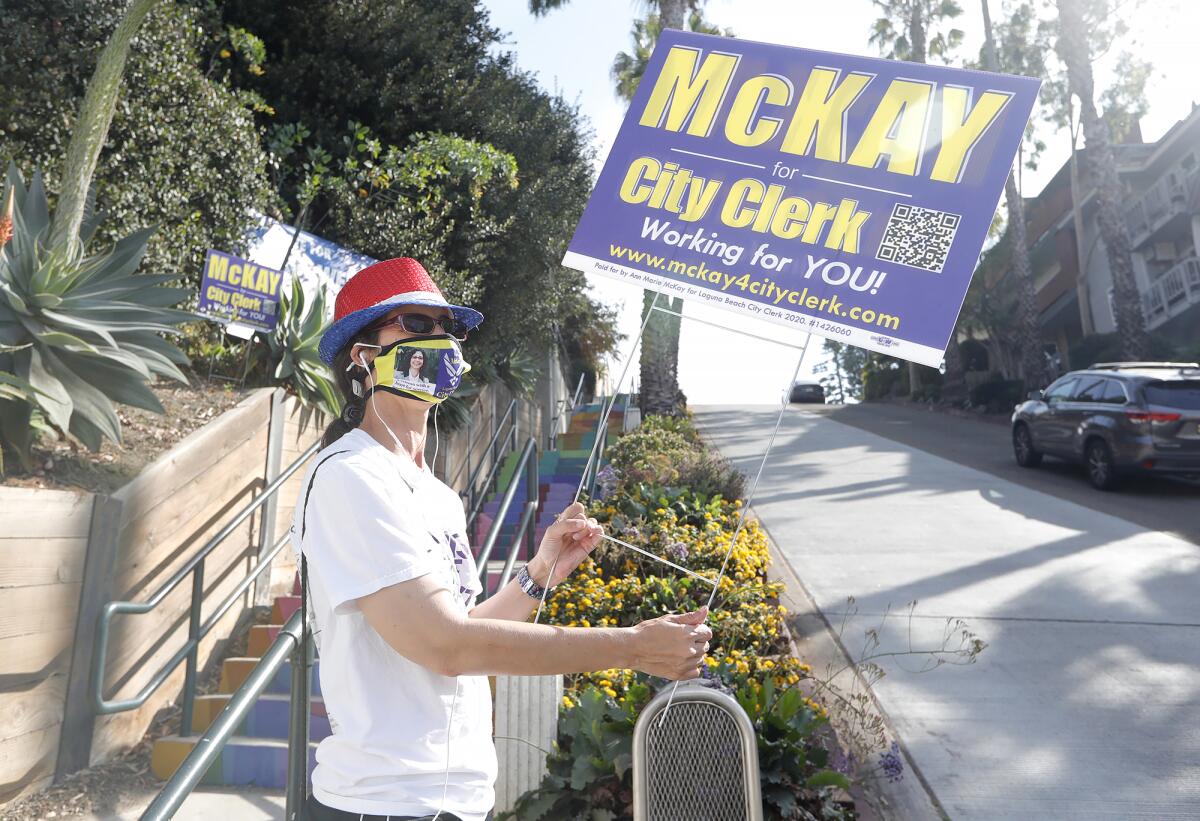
695, 403, 1200, 820
812, 401, 1200, 547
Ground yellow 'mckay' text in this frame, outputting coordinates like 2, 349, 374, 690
638, 46, 1012, 184
205, 254, 282, 298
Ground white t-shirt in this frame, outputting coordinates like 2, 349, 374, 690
290, 428, 495, 819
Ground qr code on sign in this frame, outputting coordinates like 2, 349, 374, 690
876, 203, 961, 273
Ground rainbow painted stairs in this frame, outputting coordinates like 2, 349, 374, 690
472, 400, 625, 564
150, 399, 623, 788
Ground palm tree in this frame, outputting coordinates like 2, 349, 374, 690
608, 8, 728, 415
611, 11, 729, 101
980, 0, 1049, 390
532, 0, 702, 415
1054, 0, 1149, 360
869, 0, 968, 402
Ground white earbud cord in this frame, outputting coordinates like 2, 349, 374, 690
363, 360, 458, 821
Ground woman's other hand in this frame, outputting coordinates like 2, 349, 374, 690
528, 501, 602, 588
629, 607, 712, 681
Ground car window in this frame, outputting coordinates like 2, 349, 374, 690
1144, 380, 1200, 410
1044, 377, 1078, 402
1099, 380, 1128, 404
1073, 377, 1107, 402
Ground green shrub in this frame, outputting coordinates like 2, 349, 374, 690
605, 415, 744, 502
638, 412, 702, 443
969, 377, 1025, 413
863, 363, 907, 400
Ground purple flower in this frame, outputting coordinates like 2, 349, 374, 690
666, 541, 689, 562
878, 741, 904, 782
596, 464, 620, 499
699, 666, 734, 696
830, 749, 856, 776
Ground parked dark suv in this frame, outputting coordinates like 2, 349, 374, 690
1011, 362, 1200, 490
790, 381, 826, 404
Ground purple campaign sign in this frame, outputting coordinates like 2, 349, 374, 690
198, 249, 284, 333
563, 31, 1039, 367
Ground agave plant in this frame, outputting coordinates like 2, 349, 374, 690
265, 276, 339, 431
0, 165, 193, 469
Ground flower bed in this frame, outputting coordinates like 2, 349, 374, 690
507, 414, 853, 820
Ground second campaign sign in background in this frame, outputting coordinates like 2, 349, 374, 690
563, 30, 1039, 367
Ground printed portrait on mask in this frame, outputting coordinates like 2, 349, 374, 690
393, 346, 438, 391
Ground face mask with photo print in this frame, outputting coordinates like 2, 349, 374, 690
367, 335, 470, 405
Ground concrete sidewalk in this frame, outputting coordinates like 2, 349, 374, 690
696, 406, 1200, 820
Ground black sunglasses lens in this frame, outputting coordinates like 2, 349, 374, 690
400, 313, 437, 334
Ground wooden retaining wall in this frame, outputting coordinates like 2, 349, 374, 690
88, 389, 275, 765
0, 487, 95, 805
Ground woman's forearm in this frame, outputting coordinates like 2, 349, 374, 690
359, 574, 633, 677
443, 617, 634, 677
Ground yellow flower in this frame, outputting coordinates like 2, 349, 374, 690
219, 48, 231, 58
603, 687, 617, 698
562, 695, 574, 709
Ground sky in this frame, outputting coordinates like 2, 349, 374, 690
481, 0, 1200, 404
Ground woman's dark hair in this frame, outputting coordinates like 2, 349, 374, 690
321, 329, 379, 448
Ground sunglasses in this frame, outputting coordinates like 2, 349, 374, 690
369, 311, 470, 340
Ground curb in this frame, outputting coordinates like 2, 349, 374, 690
757, 509, 951, 821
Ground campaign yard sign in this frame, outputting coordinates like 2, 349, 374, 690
198, 249, 284, 333
563, 30, 1040, 367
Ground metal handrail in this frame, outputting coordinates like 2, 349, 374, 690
142, 609, 308, 821
581, 394, 612, 499
450, 398, 516, 490
465, 419, 520, 529
474, 436, 538, 600
495, 501, 538, 595
580, 392, 628, 500
92, 439, 321, 734
460, 399, 518, 516
550, 372, 587, 450
571, 371, 586, 409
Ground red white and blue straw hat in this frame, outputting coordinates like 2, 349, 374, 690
318, 257, 484, 365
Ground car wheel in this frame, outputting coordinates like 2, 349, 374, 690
1012, 424, 1042, 467
1085, 439, 1120, 491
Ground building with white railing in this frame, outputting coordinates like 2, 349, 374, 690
973, 105, 1200, 375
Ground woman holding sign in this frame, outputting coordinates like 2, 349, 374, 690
294, 257, 711, 821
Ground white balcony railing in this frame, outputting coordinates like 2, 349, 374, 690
1142, 257, 1200, 329
1124, 163, 1199, 245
